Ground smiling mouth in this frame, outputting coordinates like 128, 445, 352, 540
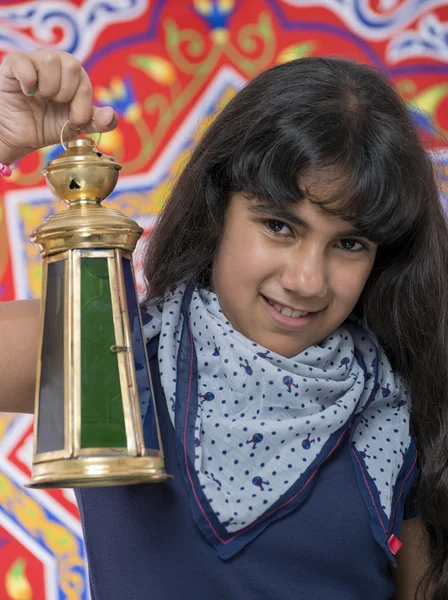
262, 296, 318, 318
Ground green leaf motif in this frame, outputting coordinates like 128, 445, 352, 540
131, 56, 153, 71
241, 60, 256, 73
165, 19, 179, 46
197, 62, 210, 75
258, 13, 273, 40
10, 558, 25, 579
290, 42, 316, 59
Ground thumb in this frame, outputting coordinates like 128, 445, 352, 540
91, 106, 118, 132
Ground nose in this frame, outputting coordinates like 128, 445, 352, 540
280, 245, 328, 299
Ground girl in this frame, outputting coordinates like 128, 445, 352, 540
0, 49, 446, 600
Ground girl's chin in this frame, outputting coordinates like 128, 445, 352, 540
246, 325, 310, 358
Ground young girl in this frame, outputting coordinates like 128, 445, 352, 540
0, 49, 446, 600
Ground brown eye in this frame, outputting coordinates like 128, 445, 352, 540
265, 220, 291, 235
338, 239, 365, 252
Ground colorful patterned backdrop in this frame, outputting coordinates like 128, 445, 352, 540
0, 0, 446, 597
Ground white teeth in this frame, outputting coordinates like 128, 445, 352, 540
271, 301, 308, 318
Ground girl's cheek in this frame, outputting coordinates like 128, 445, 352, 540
225, 232, 270, 274
333, 265, 372, 302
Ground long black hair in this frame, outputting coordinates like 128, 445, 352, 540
142, 56, 448, 598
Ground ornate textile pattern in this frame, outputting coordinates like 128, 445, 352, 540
0, 0, 446, 597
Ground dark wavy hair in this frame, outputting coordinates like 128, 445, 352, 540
142, 56, 448, 597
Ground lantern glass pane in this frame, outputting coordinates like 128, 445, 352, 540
122, 257, 160, 450
37, 259, 65, 454
80, 257, 127, 448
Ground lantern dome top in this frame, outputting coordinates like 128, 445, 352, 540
31, 136, 142, 256
43, 137, 121, 206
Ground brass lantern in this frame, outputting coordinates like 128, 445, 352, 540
27, 124, 171, 488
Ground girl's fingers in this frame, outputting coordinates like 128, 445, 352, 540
0, 50, 39, 95
0, 49, 118, 143
93, 106, 118, 131
79, 105, 118, 134
67, 66, 93, 130
31, 49, 62, 99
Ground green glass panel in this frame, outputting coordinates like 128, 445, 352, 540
80, 257, 127, 448
37, 260, 65, 453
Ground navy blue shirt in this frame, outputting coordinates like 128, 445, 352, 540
75, 343, 417, 599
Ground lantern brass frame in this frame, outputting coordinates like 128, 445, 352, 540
27, 136, 172, 488
29, 248, 170, 488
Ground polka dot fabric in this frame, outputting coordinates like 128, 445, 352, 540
143, 284, 411, 538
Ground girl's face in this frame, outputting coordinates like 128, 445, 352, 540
211, 191, 377, 358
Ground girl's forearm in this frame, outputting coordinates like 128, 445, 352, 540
0, 299, 40, 414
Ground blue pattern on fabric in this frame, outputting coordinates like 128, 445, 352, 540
142, 283, 415, 559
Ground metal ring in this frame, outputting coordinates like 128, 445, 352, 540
60, 118, 102, 151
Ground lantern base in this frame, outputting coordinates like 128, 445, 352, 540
26, 455, 173, 488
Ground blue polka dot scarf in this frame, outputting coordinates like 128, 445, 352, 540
143, 283, 412, 558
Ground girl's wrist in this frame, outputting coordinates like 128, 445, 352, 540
0, 139, 33, 172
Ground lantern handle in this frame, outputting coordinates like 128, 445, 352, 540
60, 119, 102, 151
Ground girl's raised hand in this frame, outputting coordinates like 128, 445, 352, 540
0, 49, 118, 166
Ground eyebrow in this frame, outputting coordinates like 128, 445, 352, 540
246, 203, 369, 239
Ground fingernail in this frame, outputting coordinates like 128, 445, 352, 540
28, 88, 36, 95
104, 107, 115, 125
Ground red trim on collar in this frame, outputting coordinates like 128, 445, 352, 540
388, 534, 402, 555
